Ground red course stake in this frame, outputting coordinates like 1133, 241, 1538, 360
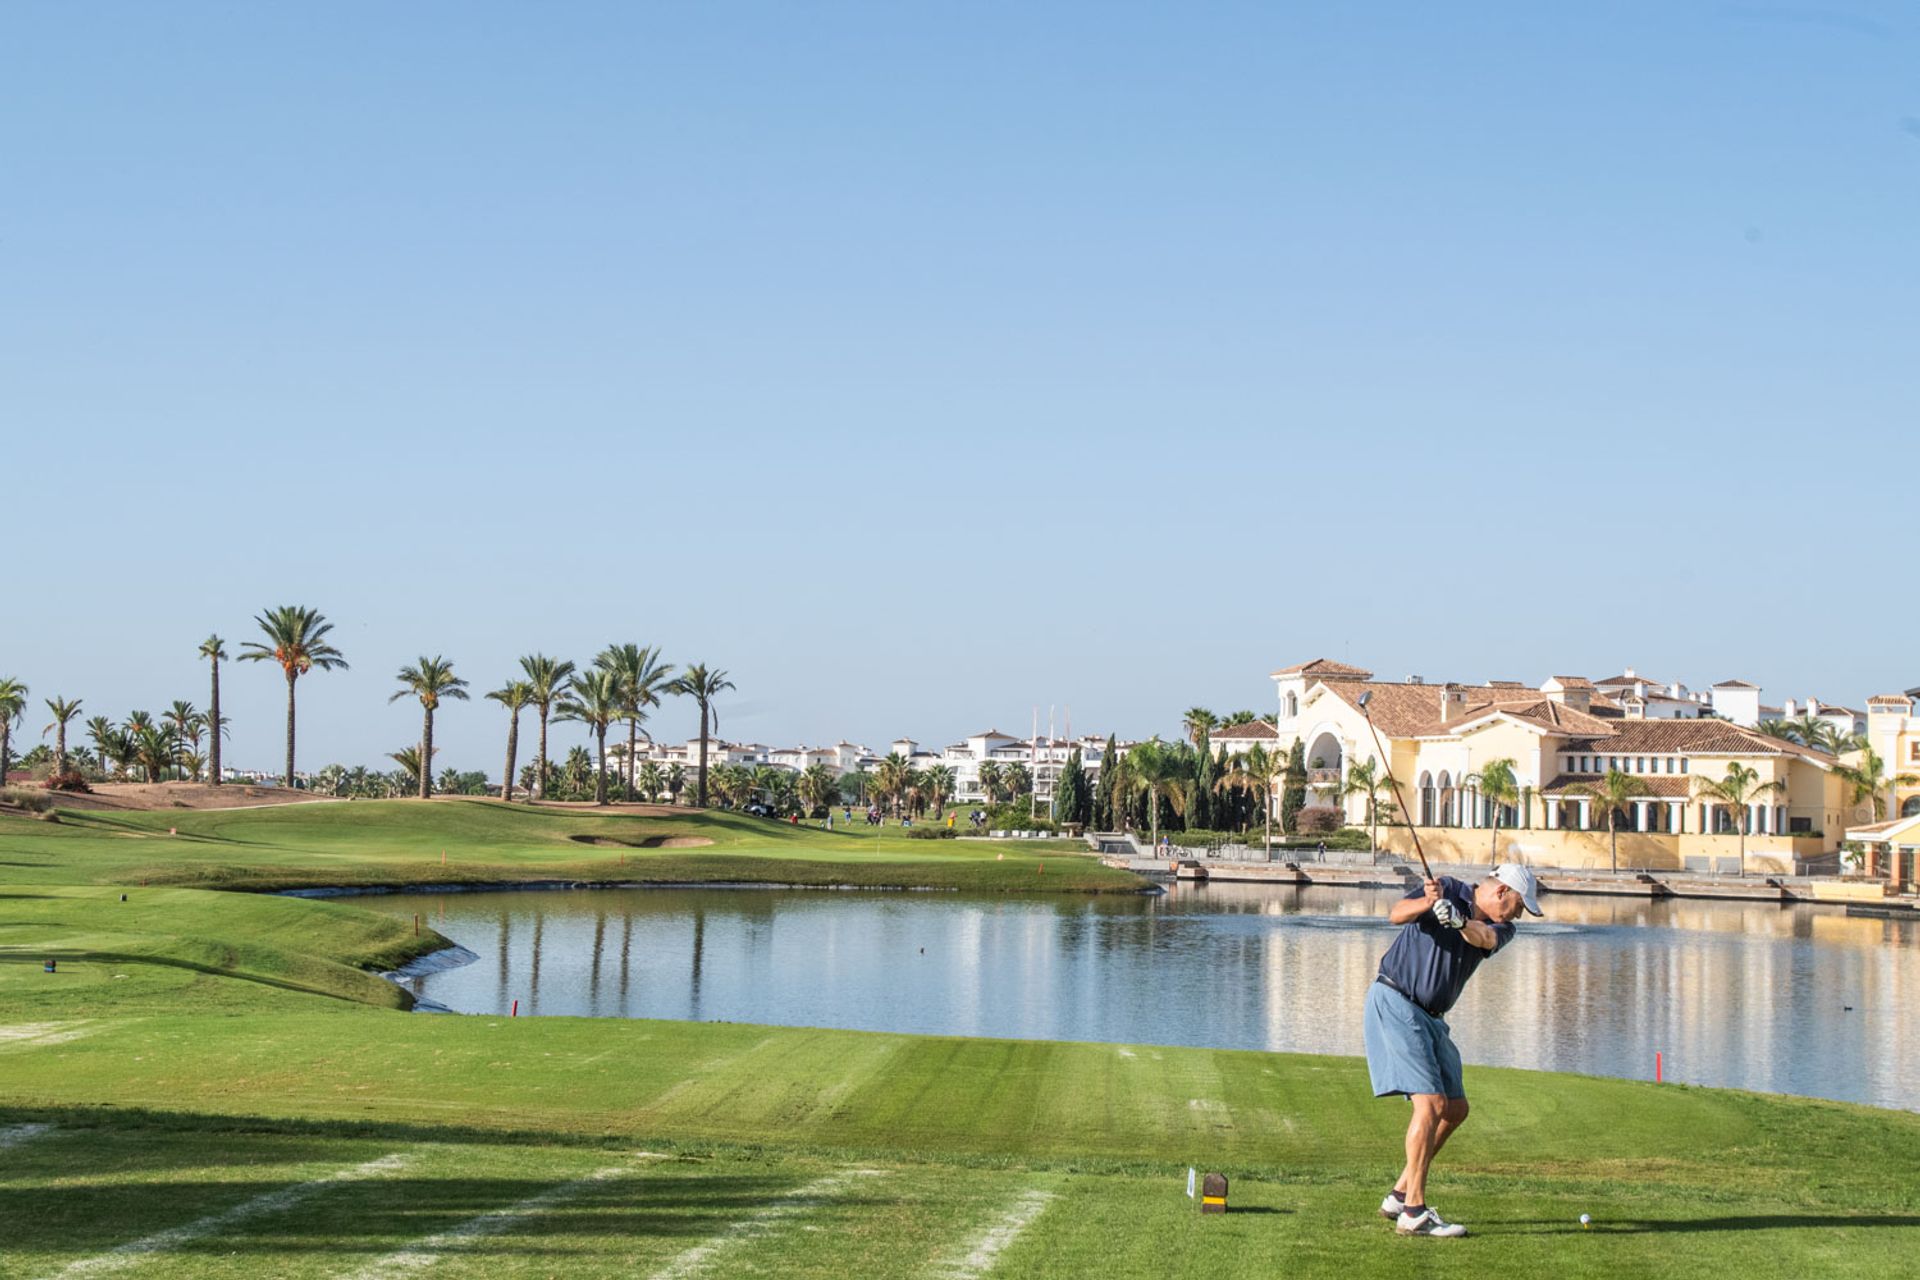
511, 999, 519, 1017
1656, 1051, 1663, 1083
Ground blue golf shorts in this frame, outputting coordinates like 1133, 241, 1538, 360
1363, 980, 1465, 1099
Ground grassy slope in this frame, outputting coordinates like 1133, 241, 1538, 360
3, 801, 1918, 1277
0, 797, 1127, 892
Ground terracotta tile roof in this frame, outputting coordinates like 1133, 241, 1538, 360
1213, 720, 1278, 740
1546, 676, 1596, 689
1419, 698, 1619, 738
1487, 680, 1527, 688
1272, 658, 1375, 679
967, 729, 1016, 740
1560, 719, 1834, 763
1712, 679, 1758, 689
1595, 673, 1667, 688
1542, 773, 1693, 798
1868, 694, 1912, 705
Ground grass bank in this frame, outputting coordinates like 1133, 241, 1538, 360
0, 796, 1131, 893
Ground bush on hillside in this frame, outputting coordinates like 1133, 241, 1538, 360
906, 826, 958, 840
0, 786, 53, 813
1294, 805, 1343, 834
44, 770, 92, 793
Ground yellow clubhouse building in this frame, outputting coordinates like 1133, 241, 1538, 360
1264, 659, 1862, 875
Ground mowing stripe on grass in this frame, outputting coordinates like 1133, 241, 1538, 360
343, 1152, 671, 1279
0, 1122, 54, 1149
934, 1187, 1056, 1278
38, 1151, 414, 1279
646, 1168, 887, 1280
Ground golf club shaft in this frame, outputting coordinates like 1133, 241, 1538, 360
1359, 709, 1433, 880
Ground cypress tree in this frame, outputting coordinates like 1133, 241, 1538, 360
1055, 749, 1090, 827
1192, 730, 1216, 832
1091, 734, 1118, 830
1281, 739, 1307, 834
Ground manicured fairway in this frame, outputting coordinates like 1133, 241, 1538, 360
4, 801, 1918, 1278
3, 1009, 1919, 1278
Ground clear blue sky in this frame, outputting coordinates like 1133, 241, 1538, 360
4, 3, 1915, 775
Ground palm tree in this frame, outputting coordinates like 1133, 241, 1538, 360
557, 668, 623, 805
1787, 715, 1841, 753
1182, 707, 1219, 746
389, 745, 434, 791
560, 745, 595, 798
1341, 756, 1394, 860
131, 724, 178, 783
1568, 768, 1651, 874
797, 762, 839, 816
976, 760, 1003, 806
42, 696, 83, 776
751, 764, 786, 808
198, 635, 227, 785
485, 680, 534, 802
390, 656, 469, 799
0, 678, 28, 783
1217, 743, 1284, 853
516, 654, 577, 801
636, 761, 664, 803
665, 763, 687, 804
1223, 710, 1259, 726
1465, 757, 1522, 865
873, 752, 911, 818
164, 701, 198, 779
1833, 746, 1920, 824
1125, 740, 1189, 850
238, 606, 348, 787
922, 763, 955, 818
179, 750, 208, 782
595, 644, 674, 802
1693, 763, 1786, 877
667, 664, 734, 807
86, 715, 118, 779
1003, 762, 1032, 802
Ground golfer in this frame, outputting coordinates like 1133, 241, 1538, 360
1364, 863, 1541, 1238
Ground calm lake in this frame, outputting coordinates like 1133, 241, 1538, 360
364, 881, 1920, 1112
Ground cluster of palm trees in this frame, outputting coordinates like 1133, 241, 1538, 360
2, 605, 740, 809
1756, 714, 1862, 756
0, 677, 230, 787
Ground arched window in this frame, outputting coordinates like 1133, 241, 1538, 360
1285, 692, 1298, 719
1418, 771, 1434, 826
1437, 771, 1454, 827
1902, 795, 1920, 819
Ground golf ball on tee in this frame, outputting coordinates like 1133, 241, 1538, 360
1580, 1214, 1592, 1227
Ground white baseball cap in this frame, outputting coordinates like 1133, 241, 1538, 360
1492, 863, 1543, 916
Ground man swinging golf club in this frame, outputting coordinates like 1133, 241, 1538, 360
1364, 863, 1541, 1237
1353, 687, 1542, 1238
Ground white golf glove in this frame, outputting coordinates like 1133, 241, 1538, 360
1431, 898, 1465, 930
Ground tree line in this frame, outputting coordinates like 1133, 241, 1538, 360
0, 605, 737, 808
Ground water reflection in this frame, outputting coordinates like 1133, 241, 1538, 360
369, 883, 1920, 1111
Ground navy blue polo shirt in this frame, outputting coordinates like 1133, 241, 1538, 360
1376, 875, 1515, 1017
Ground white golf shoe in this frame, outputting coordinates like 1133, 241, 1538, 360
1379, 1191, 1406, 1221
1395, 1207, 1467, 1237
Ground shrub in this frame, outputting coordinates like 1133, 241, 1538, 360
906, 827, 958, 840
1, 786, 54, 813
44, 770, 92, 793
1294, 806, 1343, 834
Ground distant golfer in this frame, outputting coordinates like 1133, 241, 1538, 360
1364, 863, 1540, 1238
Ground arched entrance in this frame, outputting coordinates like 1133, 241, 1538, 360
1436, 771, 1454, 827
1418, 771, 1434, 826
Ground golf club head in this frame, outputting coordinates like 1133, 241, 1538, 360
1357, 691, 1372, 710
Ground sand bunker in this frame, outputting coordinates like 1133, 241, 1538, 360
567, 834, 713, 850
